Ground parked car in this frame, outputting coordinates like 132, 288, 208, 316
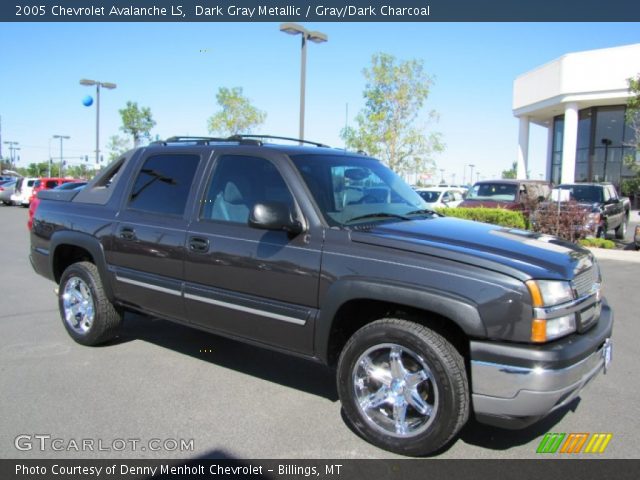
0, 179, 17, 205
552, 183, 630, 239
10, 177, 37, 207
415, 187, 464, 209
459, 179, 551, 213
29, 178, 79, 203
28, 181, 87, 230
30, 135, 612, 456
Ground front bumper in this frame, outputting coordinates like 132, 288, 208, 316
470, 301, 613, 428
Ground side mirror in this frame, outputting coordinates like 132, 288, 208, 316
249, 202, 303, 235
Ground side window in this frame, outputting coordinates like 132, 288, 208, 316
128, 154, 200, 215
201, 155, 294, 224
602, 187, 612, 202
607, 185, 617, 200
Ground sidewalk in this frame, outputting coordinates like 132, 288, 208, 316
587, 247, 640, 263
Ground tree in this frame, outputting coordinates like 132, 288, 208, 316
106, 135, 132, 163
502, 161, 518, 179
622, 74, 640, 199
119, 101, 156, 147
207, 87, 266, 136
341, 53, 443, 176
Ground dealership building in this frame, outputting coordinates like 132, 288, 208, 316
513, 43, 640, 187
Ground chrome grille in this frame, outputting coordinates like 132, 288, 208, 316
573, 267, 597, 298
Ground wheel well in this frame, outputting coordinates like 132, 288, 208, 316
53, 245, 95, 283
326, 299, 470, 367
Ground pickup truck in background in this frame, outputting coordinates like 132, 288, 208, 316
29, 136, 613, 456
554, 183, 630, 239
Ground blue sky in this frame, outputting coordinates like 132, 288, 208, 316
1, 22, 638, 182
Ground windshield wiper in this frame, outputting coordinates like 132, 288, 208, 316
345, 212, 411, 224
405, 208, 440, 217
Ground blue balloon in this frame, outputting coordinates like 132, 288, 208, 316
82, 95, 94, 107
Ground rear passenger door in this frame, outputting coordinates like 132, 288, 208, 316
183, 153, 323, 354
110, 151, 204, 322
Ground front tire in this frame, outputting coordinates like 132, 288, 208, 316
58, 262, 122, 346
337, 318, 469, 456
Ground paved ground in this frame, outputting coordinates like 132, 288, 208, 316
1, 205, 638, 459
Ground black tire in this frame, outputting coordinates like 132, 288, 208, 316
58, 261, 122, 346
337, 318, 469, 456
596, 224, 606, 239
615, 216, 628, 240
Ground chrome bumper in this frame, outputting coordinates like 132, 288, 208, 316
470, 303, 613, 427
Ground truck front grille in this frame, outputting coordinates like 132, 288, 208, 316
573, 267, 598, 298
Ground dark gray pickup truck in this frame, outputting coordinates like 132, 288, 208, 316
30, 136, 613, 456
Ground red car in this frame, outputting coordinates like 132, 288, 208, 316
28, 180, 86, 230
459, 179, 551, 212
29, 178, 71, 204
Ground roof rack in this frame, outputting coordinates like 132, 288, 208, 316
227, 134, 330, 148
150, 135, 330, 148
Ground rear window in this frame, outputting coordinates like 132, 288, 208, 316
467, 183, 517, 202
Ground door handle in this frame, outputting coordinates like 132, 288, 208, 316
119, 227, 137, 241
189, 237, 209, 253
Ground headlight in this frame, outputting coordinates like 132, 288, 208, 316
526, 280, 574, 307
526, 280, 576, 343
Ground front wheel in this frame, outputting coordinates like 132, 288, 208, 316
337, 318, 469, 456
58, 261, 123, 346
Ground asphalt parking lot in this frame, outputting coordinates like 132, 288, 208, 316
1, 205, 639, 460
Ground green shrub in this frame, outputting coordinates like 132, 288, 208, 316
435, 207, 527, 229
578, 238, 616, 249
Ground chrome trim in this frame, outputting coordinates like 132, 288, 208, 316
184, 293, 306, 326
533, 289, 599, 320
471, 339, 610, 399
115, 275, 182, 297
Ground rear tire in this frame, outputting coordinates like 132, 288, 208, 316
615, 216, 628, 240
337, 318, 469, 456
58, 262, 122, 346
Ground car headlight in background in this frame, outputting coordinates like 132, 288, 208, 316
526, 280, 577, 343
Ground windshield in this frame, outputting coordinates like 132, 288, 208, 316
467, 183, 517, 202
417, 190, 442, 203
290, 154, 427, 226
557, 185, 603, 203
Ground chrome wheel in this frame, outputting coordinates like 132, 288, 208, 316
352, 343, 439, 438
62, 276, 95, 334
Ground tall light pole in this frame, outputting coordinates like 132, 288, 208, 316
468, 164, 475, 185
53, 135, 70, 177
279, 23, 327, 142
601, 138, 612, 182
80, 79, 117, 166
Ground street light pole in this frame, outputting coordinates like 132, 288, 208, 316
53, 135, 70, 177
468, 164, 475, 185
601, 138, 612, 182
80, 79, 117, 166
4, 141, 18, 168
279, 23, 327, 143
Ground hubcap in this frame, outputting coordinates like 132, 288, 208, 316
62, 276, 95, 334
352, 343, 438, 438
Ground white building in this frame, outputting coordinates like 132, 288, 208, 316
513, 43, 640, 187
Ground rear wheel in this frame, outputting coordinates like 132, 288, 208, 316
337, 318, 469, 456
615, 216, 628, 240
58, 262, 122, 346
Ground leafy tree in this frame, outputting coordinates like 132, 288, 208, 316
119, 101, 156, 147
106, 135, 132, 163
207, 87, 266, 136
623, 74, 640, 198
502, 161, 518, 179
341, 53, 443, 176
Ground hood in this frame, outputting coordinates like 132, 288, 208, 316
350, 216, 593, 281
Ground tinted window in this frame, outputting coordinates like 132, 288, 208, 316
467, 183, 517, 202
128, 154, 200, 215
201, 155, 294, 224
